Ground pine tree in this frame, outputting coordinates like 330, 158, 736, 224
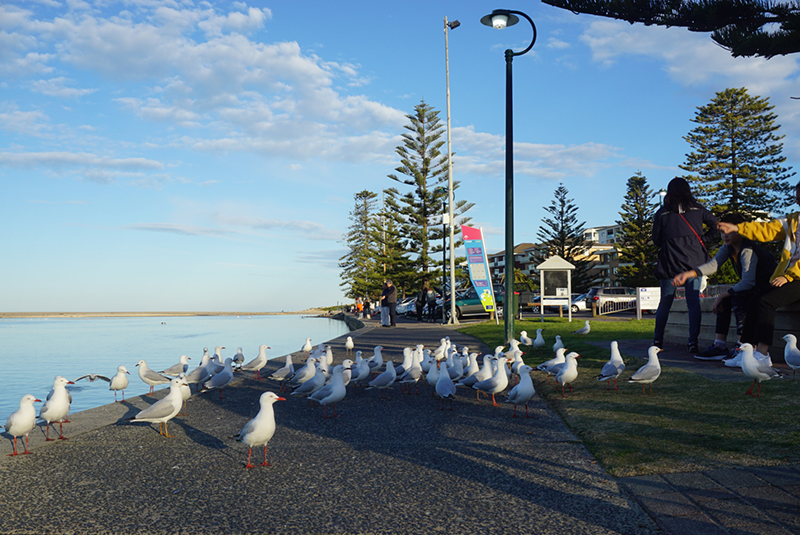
535, 183, 592, 292
338, 190, 383, 300
615, 172, 658, 287
680, 87, 795, 217
385, 99, 473, 292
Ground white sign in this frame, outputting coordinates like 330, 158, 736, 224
637, 287, 660, 310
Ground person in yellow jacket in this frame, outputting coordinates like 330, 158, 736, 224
717, 181, 800, 363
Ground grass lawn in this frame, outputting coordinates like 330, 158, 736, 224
459, 317, 800, 477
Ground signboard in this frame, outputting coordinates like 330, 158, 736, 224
461, 225, 495, 313
636, 287, 660, 320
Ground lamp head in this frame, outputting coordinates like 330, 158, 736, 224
448, 20, 461, 30
481, 9, 519, 29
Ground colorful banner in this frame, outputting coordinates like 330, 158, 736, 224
461, 225, 495, 313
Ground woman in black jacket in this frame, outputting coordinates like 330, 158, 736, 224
652, 177, 719, 352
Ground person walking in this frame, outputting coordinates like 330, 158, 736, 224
384, 279, 398, 327
379, 282, 389, 326
415, 287, 427, 322
652, 177, 719, 352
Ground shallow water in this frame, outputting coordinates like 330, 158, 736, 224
0, 315, 349, 419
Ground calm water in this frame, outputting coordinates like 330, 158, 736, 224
0, 315, 349, 418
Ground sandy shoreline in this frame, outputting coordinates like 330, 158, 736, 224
0, 308, 329, 319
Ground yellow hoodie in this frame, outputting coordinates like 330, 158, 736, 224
738, 212, 800, 282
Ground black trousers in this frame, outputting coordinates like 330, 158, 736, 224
741, 280, 800, 346
388, 302, 397, 326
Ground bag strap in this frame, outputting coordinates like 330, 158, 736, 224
678, 212, 707, 251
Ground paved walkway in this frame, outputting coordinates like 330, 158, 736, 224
0, 313, 797, 534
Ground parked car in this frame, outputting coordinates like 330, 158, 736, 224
571, 293, 588, 313
531, 293, 587, 314
396, 297, 417, 317
585, 287, 637, 313
440, 285, 505, 321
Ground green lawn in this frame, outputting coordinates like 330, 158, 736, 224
459, 317, 800, 477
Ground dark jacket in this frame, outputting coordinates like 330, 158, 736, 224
653, 204, 719, 280
695, 238, 778, 295
382, 284, 397, 305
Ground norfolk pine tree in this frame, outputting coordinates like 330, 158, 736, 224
680, 87, 795, 218
338, 190, 383, 300
535, 183, 593, 292
385, 100, 473, 292
615, 172, 658, 287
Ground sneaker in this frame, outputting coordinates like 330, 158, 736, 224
754, 350, 773, 367
687, 342, 699, 354
694, 343, 729, 361
653, 340, 663, 349
724, 347, 743, 367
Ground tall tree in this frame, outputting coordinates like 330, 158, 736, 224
372, 198, 415, 298
338, 190, 382, 300
385, 99, 473, 292
615, 171, 658, 287
535, 183, 593, 292
680, 87, 795, 217
540, 0, 800, 58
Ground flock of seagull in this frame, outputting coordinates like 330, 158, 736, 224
5, 321, 800, 466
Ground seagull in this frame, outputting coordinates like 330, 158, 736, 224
782, 334, 800, 380
5, 394, 41, 456
136, 359, 170, 395
207, 346, 226, 375
367, 361, 396, 399
519, 330, 533, 346
39, 376, 74, 441
289, 357, 318, 387
241, 345, 271, 379
506, 365, 536, 418
628, 346, 662, 395
75, 365, 130, 402
349, 358, 371, 390
367, 346, 384, 376
556, 352, 580, 398
397, 355, 423, 394
572, 320, 591, 335
532, 329, 546, 350
473, 357, 509, 407
233, 391, 285, 468
345, 336, 354, 355
129, 377, 186, 437
159, 355, 191, 377
435, 360, 457, 410
741, 342, 782, 397
457, 355, 493, 392
536, 348, 566, 372
203, 358, 234, 399
596, 341, 626, 390
177, 372, 192, 416
309, 362, 351, 418
552, 335, 565, 353
184, 352, 214, 391
301, 338, 313, 357
268, 354, 295, 390
232, 347, 246, 370
290, 367, 326, 398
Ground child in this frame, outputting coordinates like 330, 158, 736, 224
673, 213, 777, 363
717, 180, 800, 364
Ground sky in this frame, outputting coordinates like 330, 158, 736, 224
3, 0, 800, 312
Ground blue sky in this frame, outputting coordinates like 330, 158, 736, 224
3, 0, 800, 312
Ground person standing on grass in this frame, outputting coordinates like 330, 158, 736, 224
717, 180, 800, 366
673, 213, 777, 363
652, 177, 719, 353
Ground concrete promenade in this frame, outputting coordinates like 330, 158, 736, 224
0, 313, 797, 534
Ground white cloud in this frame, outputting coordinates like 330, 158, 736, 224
30, 77, 97, 98
0, 104, 49, 135
0, 151, 164, 170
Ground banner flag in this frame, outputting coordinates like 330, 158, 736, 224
461, 225, 495, 313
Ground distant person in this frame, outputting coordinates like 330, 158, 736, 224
415, 287, 427, 322
356, 297, 363, 319
379, 282, 390, 326
426, 287, 437, 322
363, 298, 371, 319
652, 177, 719, 353
384, 279, 398, 327
717, 180, 800, 365
673, 213, 777, 362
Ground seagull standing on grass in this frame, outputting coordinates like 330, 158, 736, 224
572, 320, 591, 335
782, 334, 800, 380
596, 341, 626, 390
519, 330, 533, 346
552, 335, 564, 353
628, 346, 662, 395
533, 329, 546, 350
556, 352, 580, 398
740, 343, 782, 397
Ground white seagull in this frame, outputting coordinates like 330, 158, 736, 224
782, 334, 800, 380
345, 336, 354, 355
552, 335, 565, 353
136, 359, 170, 395
301, 338, 313, 356
556, 352, 580, 398
129, 377, 186, 437
533, 329, 546, 350
268, 354, 295, 390
203, 358, 234, 399
596, 341, 626, 390
75, 365, 131, 402
232, 347, 246, 370
241, 344, 271, 379
435, 360, 457, 410
506, 365, 536, 418
159, 355, 191, 377
233, 391, 285, 468
741, 342, 782, 397
309, 362, 351, 418
367, 361, 396, 399
473, 357, 509, 407
39, 376, 74, 441
572, 320, 591, 335
519, 330, 533, 346
628, 346, 662, 395
5, 394, 41, 456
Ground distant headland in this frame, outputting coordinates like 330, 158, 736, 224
0, 309, 328, 319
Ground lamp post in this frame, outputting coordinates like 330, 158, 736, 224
444, 16, 460, 325
481, 8, 537, 344
658, 188, 666, 206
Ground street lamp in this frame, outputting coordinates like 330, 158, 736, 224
658, 188, 666, 206
481, 8, 537, 344
444, 16, 460, 325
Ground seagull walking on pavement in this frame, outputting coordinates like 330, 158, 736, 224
5, 394, 41, 456
39, 376, 73, 441
740, 343, 782, 397
233, 391, 284, 468
241, 345, 271, 379
506, 365, 536, 417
